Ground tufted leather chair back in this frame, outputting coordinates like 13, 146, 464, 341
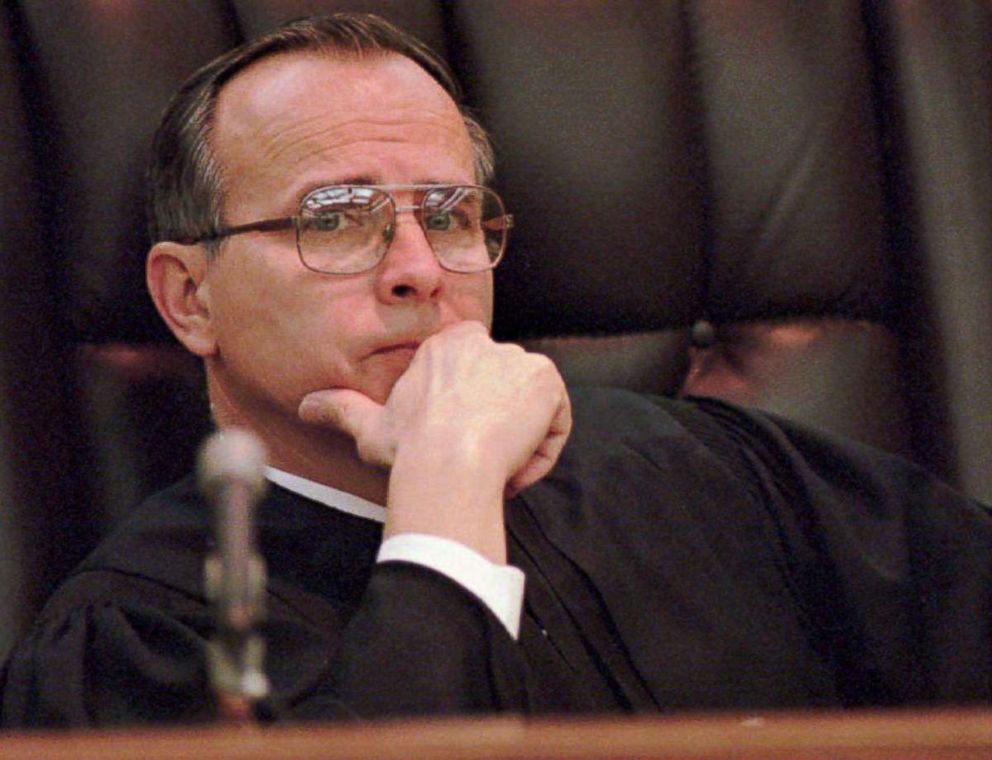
1, 1, 990, 652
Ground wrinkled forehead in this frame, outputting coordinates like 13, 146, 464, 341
209, 51, 474, 196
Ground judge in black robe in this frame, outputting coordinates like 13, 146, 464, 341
2, 389, 991, 727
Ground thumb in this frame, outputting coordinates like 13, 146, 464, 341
299, 389, 393, 466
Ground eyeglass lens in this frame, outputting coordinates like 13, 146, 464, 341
297, 186, 508, 274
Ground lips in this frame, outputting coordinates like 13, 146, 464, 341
371, 341, 421, 356
367, 341, 423, 371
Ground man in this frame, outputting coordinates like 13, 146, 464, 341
2, 14, 991, 727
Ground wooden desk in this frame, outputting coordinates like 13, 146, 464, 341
2, 708, 992, 759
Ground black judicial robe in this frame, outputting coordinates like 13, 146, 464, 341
3, 389, 992, 727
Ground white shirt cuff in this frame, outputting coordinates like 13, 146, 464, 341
376, 533, 525, 639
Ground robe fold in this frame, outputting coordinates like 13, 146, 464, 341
3, 389, 990, 727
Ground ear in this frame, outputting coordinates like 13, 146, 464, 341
146, 241, 217, 357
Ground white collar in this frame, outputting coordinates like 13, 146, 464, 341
265, 466, 387, 524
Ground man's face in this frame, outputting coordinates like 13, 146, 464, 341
200, 52, 493, 422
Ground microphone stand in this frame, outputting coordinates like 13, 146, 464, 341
199, 429, 271, 725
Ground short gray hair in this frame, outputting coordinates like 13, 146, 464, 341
147, 13, 495, 248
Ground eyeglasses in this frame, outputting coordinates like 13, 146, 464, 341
173, 184, 513, 275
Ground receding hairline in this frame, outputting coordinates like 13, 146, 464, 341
147, 13, 495, 245
215, 45, 465, 125
209, 48, 481, 208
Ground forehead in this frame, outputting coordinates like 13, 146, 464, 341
210, 51, 475, 206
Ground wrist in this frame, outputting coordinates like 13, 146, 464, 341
385, 442, 507, 564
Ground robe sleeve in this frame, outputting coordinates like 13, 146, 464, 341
1, 562, 528, 728
0, 572, 215, 727
305, 562, 528, 718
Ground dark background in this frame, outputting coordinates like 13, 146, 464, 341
0, 0, 990, 657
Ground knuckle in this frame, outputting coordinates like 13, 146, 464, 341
529, 353, 563, 384
356, 439, 381, 464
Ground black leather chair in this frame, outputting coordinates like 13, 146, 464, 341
1, 0, 990, 655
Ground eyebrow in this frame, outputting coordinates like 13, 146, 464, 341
295, 177, 459, 204
295, 176, 377, 201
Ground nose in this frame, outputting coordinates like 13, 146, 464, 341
373, 214, 444, 303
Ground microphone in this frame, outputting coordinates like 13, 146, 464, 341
198, 428, 270, 724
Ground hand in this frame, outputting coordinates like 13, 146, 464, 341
300, 321, 571, 494
298, 322, 571, 561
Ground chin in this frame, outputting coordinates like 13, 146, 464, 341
366, 374, 404, 405
363, 352, 416, 402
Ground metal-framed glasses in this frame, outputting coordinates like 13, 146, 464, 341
174, 184, 513, 275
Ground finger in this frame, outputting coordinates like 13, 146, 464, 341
301, 389, 394, 467
441, 319, 489, 338
504, 455, 553, 500
298, 389, 394, 467
506, 386, 572, 497
299, 388, 380, 432
504, 428, 567, 496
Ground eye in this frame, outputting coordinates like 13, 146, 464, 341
307, 213, 343, 232
423, 211, 455, 232
303, 206, 371, 233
